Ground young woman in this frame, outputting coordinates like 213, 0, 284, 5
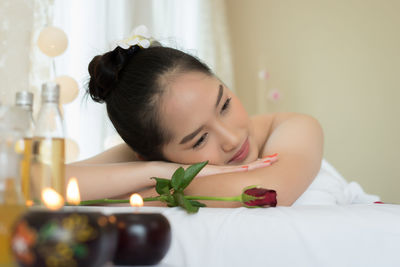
66, 42, 324, 207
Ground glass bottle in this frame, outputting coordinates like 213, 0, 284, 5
31, 82, 65, 203
15, 91, 35, 203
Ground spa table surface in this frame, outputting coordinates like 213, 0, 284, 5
68, 203, 400, 267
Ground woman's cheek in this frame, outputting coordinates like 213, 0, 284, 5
231, 98, 248, 120
197, 143, 222, 165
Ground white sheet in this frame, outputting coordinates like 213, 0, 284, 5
82, 160, 397, 267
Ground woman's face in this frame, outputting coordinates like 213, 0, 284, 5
161, 71, 259, 165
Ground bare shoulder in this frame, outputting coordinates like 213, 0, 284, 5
250, 112, 299, 133
250, 112, 305, 127
250, 112, 294, 154
251, 112, 323, 157
72, 143, 140, 164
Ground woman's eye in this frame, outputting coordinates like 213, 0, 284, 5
221, 97, 232, 114
193, 133, 208, 149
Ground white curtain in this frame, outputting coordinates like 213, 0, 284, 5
50, 0, 233, 160
0, 0, 35, 106
152, 0, 234, 89
52, 0, 151, 160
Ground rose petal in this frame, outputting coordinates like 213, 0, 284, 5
243, 187, 277, 207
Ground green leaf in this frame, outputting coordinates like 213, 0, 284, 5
151, 177, 172, 195
181, 161, 208, 190
171, 167, 185, 191
183, 198, 199, 213
184, 198, 200, 213
189, 200, 207, 207
162, 195, 177, 207
174, 192, 199, 213
173, 191, 185, 206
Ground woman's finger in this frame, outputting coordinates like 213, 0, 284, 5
247, 154, 278, 171
247, 160, 272, 171
197, 153, 278, 176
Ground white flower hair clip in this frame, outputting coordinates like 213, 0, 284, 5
112, 25, 152, 50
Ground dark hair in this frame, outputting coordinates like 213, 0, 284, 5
87, 44, 213, 160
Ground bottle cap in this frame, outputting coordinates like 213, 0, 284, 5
41, 82, 60, 103
15, 91, 34, 111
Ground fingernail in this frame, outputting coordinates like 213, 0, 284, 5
241, 165, 249, 169
263, 160, 271, 163
263, 153, 278, 159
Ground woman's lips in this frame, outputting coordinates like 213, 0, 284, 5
228, 138, 250, 164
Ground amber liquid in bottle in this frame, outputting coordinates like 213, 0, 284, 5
30, 137, 65, 202
20, 137, 32, 203
15, 91, 35, 204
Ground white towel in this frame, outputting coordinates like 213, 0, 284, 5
294, 159, 380, 205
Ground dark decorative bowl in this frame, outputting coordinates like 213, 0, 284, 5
113, 213, 171, 266
11, 210, 118, 267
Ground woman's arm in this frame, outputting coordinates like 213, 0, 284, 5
66, 143, 175, 200
66, 143, 265, 201
67, 160, 176, 201
139, 113, 323, 207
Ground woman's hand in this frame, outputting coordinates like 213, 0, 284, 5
147, 153, 278, 179
197, 153, 278, 177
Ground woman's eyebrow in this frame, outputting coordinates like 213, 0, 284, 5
215, 84, 223, 107
180, 84, 223, 145
180, 126, 204, 144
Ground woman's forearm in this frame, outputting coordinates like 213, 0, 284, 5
66, 158, 275, 202
66, 161, 176, 201
137, 152, 320, 208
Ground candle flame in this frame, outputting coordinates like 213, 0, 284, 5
129, 193, 144, 207
66, 177, 81, 205
41, 188, 64, 210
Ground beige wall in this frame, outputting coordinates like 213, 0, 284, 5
226, 0, 400, 203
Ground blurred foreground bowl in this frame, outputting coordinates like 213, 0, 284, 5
11, 210, 117, 267
113, 213, 171, 266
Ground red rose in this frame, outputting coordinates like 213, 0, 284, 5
241, 186, 277, 207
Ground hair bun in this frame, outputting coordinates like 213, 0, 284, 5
87, 46, 139, 103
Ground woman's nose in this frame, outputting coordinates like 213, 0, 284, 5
215, 122, 241, 152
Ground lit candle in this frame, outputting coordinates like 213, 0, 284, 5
66, 177, 81, 205
41, 187, 64, 210
129, 193, 143, 213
